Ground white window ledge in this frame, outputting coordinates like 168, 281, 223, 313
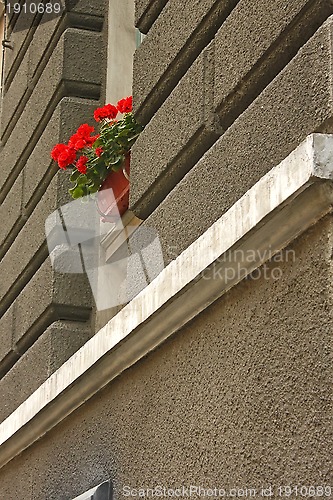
100, 210, 142, 262
0, 134, 333, 469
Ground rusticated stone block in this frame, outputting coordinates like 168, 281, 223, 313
130, 43, 222, 218
0, 27, 103, 189
0, 308, 16, 374
213, 0, 333, 128
140, 18, 333, 263
0, 98, 99, 271
1, 15, 61, 138
3, 10, 36, 82
0, 174, 23, 248
12, 258, 91, 350
3, 0, 106, 83
133, 0, 238, 125
0, 320, 91, 423
135, 0, 169, 33
1, 57, 29, 136
0, 174, 68, 309
131, 0, 333, 220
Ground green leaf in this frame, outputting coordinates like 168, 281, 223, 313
70, 170, 80, 182
88, 184, 100, 194
108, 155, 122, 165
69, 185, 85, 199
77, 175, 88, 185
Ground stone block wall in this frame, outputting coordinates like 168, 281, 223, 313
130, 0, 333, 228
0, 0, 108, 417
0, 1, 332, 498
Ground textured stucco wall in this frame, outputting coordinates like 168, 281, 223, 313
130, 0, 333, 220
0, 216, 331, 498
0, 12, 4, 85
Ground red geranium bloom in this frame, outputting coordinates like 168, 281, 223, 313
52, 144, 76, 169
94, 104, 118, 122
86, 134, 100, 146
117, 96, 132, 114
68, 125, 97, 150
77, 123, 95, 138
76, 156, 89, 175
68, 133, 86, 151
95, 147, 104, 157
51, 143, 67, 161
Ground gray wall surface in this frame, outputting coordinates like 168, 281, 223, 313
0, 0, 108, 416
0, 217, 331, 498
0, 0, 332, 497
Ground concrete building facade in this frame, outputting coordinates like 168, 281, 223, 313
0, 0, 332, 498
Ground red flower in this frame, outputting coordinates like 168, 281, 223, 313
94, 104, 118, 122
68, 133, 86, 151
86, 134, 100, 146
51, 143, 67, 161
51, 144, 76, 169
95, 147, 104, 157
117, 96, 132, 114
68, 125, 97, 150
77, 123, 95, 138
76, 156, 89, 175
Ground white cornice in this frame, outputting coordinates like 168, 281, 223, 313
0, 134, 333, 469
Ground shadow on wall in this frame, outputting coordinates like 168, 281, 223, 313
45, 193, 165, 311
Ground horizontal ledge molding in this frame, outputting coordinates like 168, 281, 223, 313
0, 133, 333, 469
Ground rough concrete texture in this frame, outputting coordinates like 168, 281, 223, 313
0, 27, 103, 190
3, 10, 36, 81
213, 0, 333, 127
130, 44, 222, 216
0, 309, 14, 367
131, 1, 333, 218
135, 0, 169, 33
12, 257, 92, 349
0, 217, 331, 498
0, 175, 62, 306
136, 19, 333, 261
66, 0, 106, 18
0, 320, 91, 423
133, 0, 238, 124
3, 0, 106, 83
0, 173, 23, 247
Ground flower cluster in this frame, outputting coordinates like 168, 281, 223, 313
50, 96, 142, 199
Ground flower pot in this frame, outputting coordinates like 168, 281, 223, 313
97, 154, 130, 222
